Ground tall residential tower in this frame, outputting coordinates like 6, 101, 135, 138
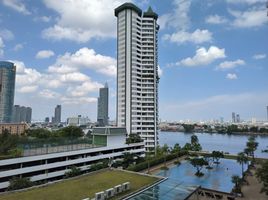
54, 105, 61, 124
115, 3, 159, 151
0, 61, 16, 123
97, 83, 109, 126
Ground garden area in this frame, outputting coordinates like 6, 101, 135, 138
0, 170, 159, 200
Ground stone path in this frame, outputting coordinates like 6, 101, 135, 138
238, 165, 267, 200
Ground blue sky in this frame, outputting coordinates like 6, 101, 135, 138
0, 0, 267, 122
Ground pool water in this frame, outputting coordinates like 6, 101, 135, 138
128, 159, 246, 199
157, 159, 246, 193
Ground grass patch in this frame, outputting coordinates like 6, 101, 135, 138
0, 170, 159, 200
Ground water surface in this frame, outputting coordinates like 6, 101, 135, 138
159, 131, 268, 158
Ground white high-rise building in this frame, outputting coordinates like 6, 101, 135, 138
115, 3, 159, 151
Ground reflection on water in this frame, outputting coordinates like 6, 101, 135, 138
159, 131, 268, 158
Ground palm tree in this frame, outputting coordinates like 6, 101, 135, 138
172, 143, 181, 163
246, 136, 258, 161
145, 152, 152, 174
237, 152, 248, 177
162, 144, 169, 168
232, 175, 242, 194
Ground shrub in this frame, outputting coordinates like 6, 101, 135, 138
8, 177, 33, 191
65, 166, 82, 178
127, 151, 187, 172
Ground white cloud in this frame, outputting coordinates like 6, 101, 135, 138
2, 0, 30, 15
39, 89, 60, 99
51, 47, 116, 76
228, 7, 267, 28
15, 66, 42, 86
159, 0, 192, 30
59, 72, 89, 83
158, 65, 163, 77
163, 29, 213, 45
67, 81, 103, 97
0, 29, 14, 40
48, 65, 77, 74
253, 54, 266, 60
18, 85, 39, 93
11, 55, 104, 102
177, 46, 226, 67
226, 73, 238, 80
205, 15, 228, 24
226, 0, 266, 4
13, 43, 23, 51
40, 16, 51, 22
217, 59, 245, 70
42, 0, 127, 42
36, 50, 55, 59
60, 96, 97, 105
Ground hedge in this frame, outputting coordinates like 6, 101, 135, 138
127, 150, 188, 172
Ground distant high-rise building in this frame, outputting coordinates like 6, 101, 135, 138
26, 107, 32, 123
45, 117, 49, 123
232, 112, 236, 123
54, 105, 61, 124
51, 117, 55, 123
115, 3, 159, 151
0, 61, 16, 123
12, 105, 20, 123
236, 114, 240, 123
97, 83, 109, 126
67, 115, 90, 126
12, 105, 32, 123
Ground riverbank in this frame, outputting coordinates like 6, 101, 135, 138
160, 130, 268, 136
159, 131, 268, 159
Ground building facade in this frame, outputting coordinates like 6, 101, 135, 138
97, 83, 109, 126
54, 105, 61, 124
232, 112, 236, 123
115, 3, 159, 151
0, 122, 29, 135
0, 127, 145, 191
12, 105, 32, 123
67, 115, 90, 126
0, 61, 16, 123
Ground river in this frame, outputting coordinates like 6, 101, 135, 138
159, 131, 268, 159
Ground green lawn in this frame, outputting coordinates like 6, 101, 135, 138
0, 170, 159, 200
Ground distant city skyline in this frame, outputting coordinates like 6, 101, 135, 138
0, 0, 267, 122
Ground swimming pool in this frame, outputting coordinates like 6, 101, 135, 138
157, 159, 246, 193
128, 159, 246, 199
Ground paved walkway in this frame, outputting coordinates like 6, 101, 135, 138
238, 165, 267, 200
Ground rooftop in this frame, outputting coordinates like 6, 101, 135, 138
114, 2, 142, 17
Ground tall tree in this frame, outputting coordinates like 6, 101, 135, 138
162, 144, 169, 168
246, 136, 258, 161
190, 157, 208, 176
256, 160, 268, 195
122, 152, 135, 169
172, 143, 181, 162
232, 175, 242, 194
126, 134, 143, 144
211, 151, 224, 164
236, 152, 248, 176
